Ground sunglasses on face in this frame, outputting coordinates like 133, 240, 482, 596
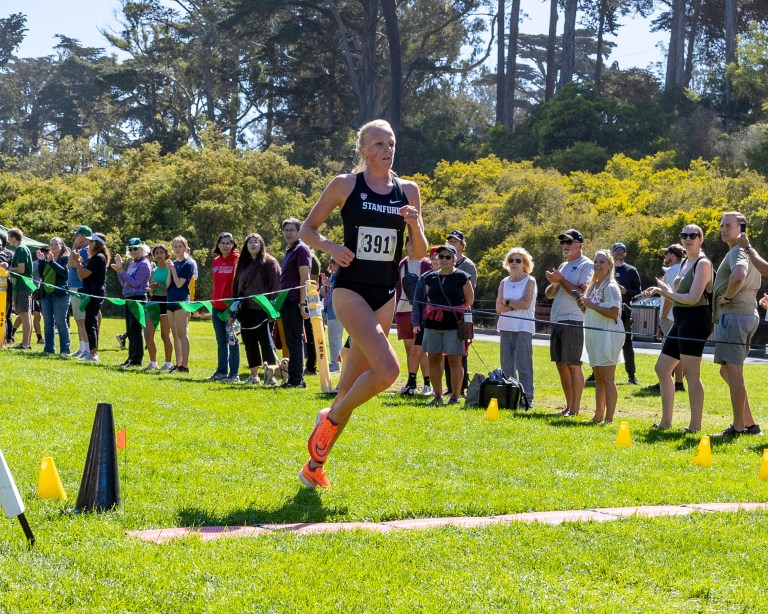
680, 233, 700, 240
560, 240, 573, 245
128, 247, 140, 251
437, 254, 453, 260
507, 257, 523, 264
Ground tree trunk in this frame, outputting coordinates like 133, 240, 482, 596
724, 0, 737, 126
559, 0, 577, 90
496, 0, 505, 124
683, 0, 702, 87
503, 0, 520, 130
594, 0, 606, 91
381, 0, 401, 133
545, 0, 558, 100
665, 0, 686, 92
357, 0, 379, 125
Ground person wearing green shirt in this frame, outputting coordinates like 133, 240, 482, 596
1, 228, 34, 348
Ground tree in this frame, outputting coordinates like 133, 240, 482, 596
545, 0, 559, 100
503, 0, 521, 129
559, 0, 578, 90
0, 13, 26, 67
664, 0, 687, 93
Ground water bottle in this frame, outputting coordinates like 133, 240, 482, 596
464, 310, 473, 325
227, 322, 238, 346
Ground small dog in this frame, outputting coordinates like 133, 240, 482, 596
262, 360, 289, 386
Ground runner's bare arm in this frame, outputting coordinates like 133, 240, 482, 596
300, 175, 356, 267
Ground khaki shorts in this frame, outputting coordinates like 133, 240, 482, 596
69, 287, 86, 320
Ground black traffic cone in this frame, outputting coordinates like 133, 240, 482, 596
75, 402, 121, 512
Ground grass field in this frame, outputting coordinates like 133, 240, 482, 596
1, 317, 768, 612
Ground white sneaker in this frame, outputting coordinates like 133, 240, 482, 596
420, 385, 433, 396
69, 350, 83, 358
160, 362, 173, 371
144, 362, 159, 370
244, 375, 261, 385
223, 375, 240, 383
399, 384, 416, 395
79, 352, 99, 361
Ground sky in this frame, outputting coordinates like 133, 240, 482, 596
4, 0, 667, 71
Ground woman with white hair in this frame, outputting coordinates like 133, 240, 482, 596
496, 247, 537, 406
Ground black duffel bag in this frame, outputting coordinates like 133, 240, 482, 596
478, 369, 530, 410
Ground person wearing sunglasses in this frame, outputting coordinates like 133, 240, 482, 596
641, 224, 712, 431
496, 247, 537, 406
111, 237, 152, 367
544, 228, 593, 416
417, 244, 474, 405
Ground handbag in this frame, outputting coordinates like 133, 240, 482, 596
457, 319, 474, 340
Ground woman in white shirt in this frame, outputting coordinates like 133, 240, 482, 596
576, 249, 625, 424
496, 247, 537, 406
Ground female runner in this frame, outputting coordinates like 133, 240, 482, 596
298, 119, 427, 488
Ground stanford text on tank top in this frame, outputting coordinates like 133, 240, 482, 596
336, 172, 407, 287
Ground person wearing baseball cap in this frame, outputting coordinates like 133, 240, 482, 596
545, 228, 593, 416
111, 237, 151, 367
67, 225, 93, 357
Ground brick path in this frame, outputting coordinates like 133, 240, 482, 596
127, 502, 768, 543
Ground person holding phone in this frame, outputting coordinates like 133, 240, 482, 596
575, 250, 625, 424
642, 224, 713, 432
710, 212, 762, 437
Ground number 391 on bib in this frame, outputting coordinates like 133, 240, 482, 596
356, 227, 397, 262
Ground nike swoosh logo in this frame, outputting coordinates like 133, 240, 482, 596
388, 288, 396, 294
390, 200, 401, 204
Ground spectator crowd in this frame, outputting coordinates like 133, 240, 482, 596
1, 209, 767, 439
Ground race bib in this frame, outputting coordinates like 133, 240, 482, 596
356, 226, 397, 262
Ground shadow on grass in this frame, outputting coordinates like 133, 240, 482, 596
747, 441, 768, 454
176, 489, 348, 527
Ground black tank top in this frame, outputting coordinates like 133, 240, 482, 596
335, 172, 407, 287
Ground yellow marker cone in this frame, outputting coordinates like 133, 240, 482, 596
693, 436, 712, 468
615, 421, 632, 447
759, 449, 768, 481
37, 456, 67, 501
484, 398, 500, 421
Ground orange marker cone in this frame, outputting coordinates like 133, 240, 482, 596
37, 456, 67, 501
615, 421, 632, 447
484, 398, 500, 421
693, 436, 712, 468
759, 449, 768, 481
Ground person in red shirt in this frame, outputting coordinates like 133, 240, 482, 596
209, 232, 240, 382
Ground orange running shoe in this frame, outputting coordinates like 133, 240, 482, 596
308, 408, 338, 463
298, 461, 331, 489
